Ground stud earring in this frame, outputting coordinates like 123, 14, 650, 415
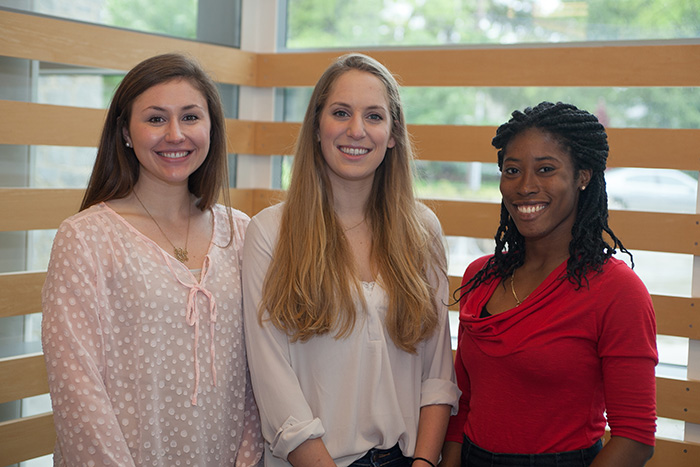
580, 185, 586, 191
125, 142, 132, 148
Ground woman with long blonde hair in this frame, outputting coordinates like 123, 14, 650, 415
242, 53, 459, 467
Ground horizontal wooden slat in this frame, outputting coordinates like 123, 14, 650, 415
0, 10, 255, 86
657, 377, 700, 425
0, 354, 48, 404
258, 43, 700, 87
5, 101, 700, 171
0, 188, 260, 232
653, 296, 700, 340
607, 210, 700, 256
0, 101, 106, 147
0, 412, 55, 466
0, 271, 45, 319
649, 437, 700, 467
0, 188, 83, 231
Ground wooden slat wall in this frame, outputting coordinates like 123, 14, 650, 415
1, 9, 699, 466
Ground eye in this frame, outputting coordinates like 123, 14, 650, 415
148, 116, 165, 123
538, 166, 555, 173
332, 109, 350, 118
503, 167, 519, 175
367, 113, 384, 121
183, 114, 199, 122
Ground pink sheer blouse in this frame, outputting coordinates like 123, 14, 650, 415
42, 202, 264, 466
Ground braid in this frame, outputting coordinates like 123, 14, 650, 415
454, 102, 632, 302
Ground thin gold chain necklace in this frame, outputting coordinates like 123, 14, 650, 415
133, 191, 191, 263
510, 269, 529, 306
342, 216, 366, 233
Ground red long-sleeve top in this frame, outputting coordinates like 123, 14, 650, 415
445, 256, 658, 453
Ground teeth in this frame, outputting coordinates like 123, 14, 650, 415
518, 204, 545, 214
340, 147, 369, 156
159, 151, 189, 159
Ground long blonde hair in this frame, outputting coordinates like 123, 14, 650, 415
260, 53, 446, 353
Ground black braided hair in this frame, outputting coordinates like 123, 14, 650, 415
455, 101, 632, 301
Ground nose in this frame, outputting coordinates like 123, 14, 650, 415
346, 115, 365, 139
165, 120, 185, 143
517, 169, 539, 195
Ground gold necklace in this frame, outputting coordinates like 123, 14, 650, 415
510, 269, 527, 306
133, 191, 191, 263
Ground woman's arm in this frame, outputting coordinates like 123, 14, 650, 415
287, 438, 337, 467
235, 365, 265, 467
414, 404, 452, 466
438, 442, 462, 467
41, 221, 136, 466
590, 437, 653, 467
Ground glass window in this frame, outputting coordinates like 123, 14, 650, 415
285, 0, 700, 48
6, 0, 199, 40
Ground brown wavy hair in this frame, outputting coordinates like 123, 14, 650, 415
259, 53, 446, 353
80, 52, 231, 213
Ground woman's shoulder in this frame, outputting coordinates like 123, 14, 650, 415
464, 255, 493, 281
213, 203, 250, 224
57, 203, 115, 231
250, 202, 284, 226
593, 256, 650, 295
415, 201, 442, 232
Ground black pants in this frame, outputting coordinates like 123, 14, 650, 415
461, 436, 602, 467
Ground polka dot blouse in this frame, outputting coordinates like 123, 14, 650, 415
42, 203, 264, 466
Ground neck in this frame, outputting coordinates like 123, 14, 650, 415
133, 181, 194, 218
522, 239, 570, 273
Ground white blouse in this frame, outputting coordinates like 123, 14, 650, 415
42, 202, 264, 467
242, 203, 459, 467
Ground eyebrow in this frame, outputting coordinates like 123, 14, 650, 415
328, 101, 389, 112
143, 104, 205, 112
504, 155, 560, 163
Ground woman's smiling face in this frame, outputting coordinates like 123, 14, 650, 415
317, 69, 395, 189
499, 127, 590, 246
123, 78, 211, 189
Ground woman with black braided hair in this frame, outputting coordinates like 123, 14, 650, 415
441, 102, 657, 467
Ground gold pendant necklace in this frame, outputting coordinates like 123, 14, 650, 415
134, 191, 191, 263
510, 269, 528, 306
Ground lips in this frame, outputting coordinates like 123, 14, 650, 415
338, 145, 370, 157
516, 203, 546, 214
157, 151, 191, 159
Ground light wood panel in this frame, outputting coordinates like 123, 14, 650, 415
0, 271, 45, 319
0, 188, 259, 233
0, 412, 55, 466
649, 437, 700, 467
653, 296, 700, 340
657, 377, 700, 425
5, 101, 700, 171
0, 10, 255, 86
0, 354, 48, 405
257, 44, 700, 87
0, 101, 106, 147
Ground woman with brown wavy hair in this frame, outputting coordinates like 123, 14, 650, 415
242, 53, 459, 467
42, 53, 263, 466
